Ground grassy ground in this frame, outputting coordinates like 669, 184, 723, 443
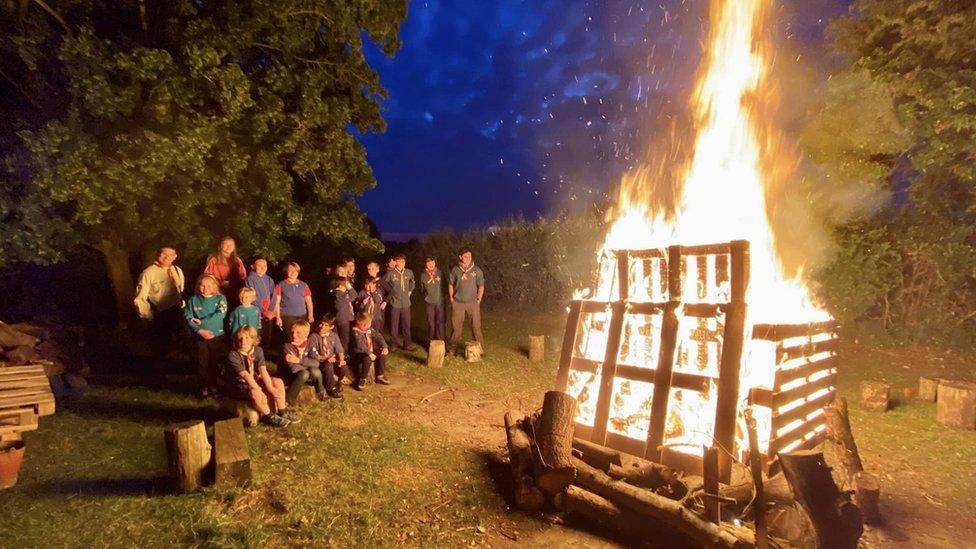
1, 308, 974, 547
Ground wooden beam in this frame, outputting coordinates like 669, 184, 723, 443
774, 356, 839, 390
774, 373, 837, 408
645, 301, 680, 461
591, 301, 626, 445
751, 321, 840, 340
555, 300, 583, 391
714, 302, 746, 481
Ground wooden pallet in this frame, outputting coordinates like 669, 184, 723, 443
0, 364, 55, 438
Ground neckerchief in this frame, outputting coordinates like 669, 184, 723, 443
394, 267, 406, 292
353, 326, 373, 353
239, 349, 255, 375
425, 268, 438, 284
458, 263, 475, 281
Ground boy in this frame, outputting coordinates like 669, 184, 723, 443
357, 276, 385, 333
349, 311, 391, 390
331, 276, 357, 353
221, 326, 296, 427
382, 253, 415, 350
449, 248, 486, 349
421, 257, 445, 342
184, 274, 228, 398
133, 246, 185, 360
245, 257, 277, 347
282, 320, 338, 403
229, 287, 262, 337
309, 315, 348, 389
274, 262, 314, 339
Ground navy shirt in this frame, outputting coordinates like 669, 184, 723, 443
383, 268, 415, 309
420, 268, 444, 305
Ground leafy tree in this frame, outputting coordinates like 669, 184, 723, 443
0, 0, 407, 320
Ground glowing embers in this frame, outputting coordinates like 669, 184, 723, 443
608, 379, 655, 440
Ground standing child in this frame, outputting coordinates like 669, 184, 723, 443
229, 287, 262, 336
349, 311, 391, 390
331, 276, 357, 354
274, 262, 314, 341
204, 236, 248, 303
245, 257, 277, 347
184, 274, 228, 398
308, 315, 347, 390
281, 321, 336, 403
421, 257, 445, 342
357, 276, 385, 334
382, 253, 415, 350
221, 326, 297, 427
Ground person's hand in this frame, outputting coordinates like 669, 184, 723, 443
380, 348, 389, 356
191, 318, 202, 325
369, 353, 376, 361
221, 280, 230, 288
198, 329, 214, 340
285, 352, 299, 363
380, 302, 387, 310
307, 315, 314, 323
339, 359, 346, 367
275, 317, 283, 328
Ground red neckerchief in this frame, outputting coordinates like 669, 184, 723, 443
353, 325, 373, 353
239, 348, 255, 374
294, 340, 308, 359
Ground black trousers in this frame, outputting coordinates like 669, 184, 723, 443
150, 306, 182, 359
425, 302, 445, 342
195, 335, 226, 390
336, 320, 352, 357
351, 353, 387, 382
285, 366, 334, 404
390, 307, 411, 347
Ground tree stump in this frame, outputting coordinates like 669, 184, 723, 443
859, 381, 890, 412
164, 421, 212, 493
214, 418, 251, 488
427, 340, 445, 369
219, 398, 260, 428
936, 381, 976, 429
296, 385, 317, 407
918, 377, 940, 402
464, 341, 482, 363
528, 335, 545, 362
531, 391, 577, 494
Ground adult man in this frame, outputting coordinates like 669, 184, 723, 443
421, 257, 445, 342
134, 246, 186, 359
383, 253, 415, 350
448, 248, 485, 349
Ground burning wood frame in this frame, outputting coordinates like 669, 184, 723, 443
554, 240, 839, 482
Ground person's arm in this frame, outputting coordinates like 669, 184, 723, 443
407, 271, 415, 295
133, 269, 153, 319
176, 267, 186, 306
304, 283, 313, 322
203, 257, 217, 277
273, 284, 283, 327
448, 269, 456, 301
375, 332, 389, 355
238, 369, 260, 390
184, 298, 201, 332
476, 269, 485, 303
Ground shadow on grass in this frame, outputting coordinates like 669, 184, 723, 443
34, 475, 171, 497
59, 394, 220, 425
480, 449, 516, 508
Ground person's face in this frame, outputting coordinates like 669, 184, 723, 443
425, 259, 436, 271
157, 248, 177, 267
285, 265, 299, 279
238, 335, 255, 354
345, 260, 355, 274
253, 259, 268, 276
335, 265, 347, 277
459, 252, 473, 267
241, 293, 255, 306
319, 323, 334, 335
357, 319, 372, 331
387, 259, 396, 269
292, 327, 309, 344
220, 238, 236, 256
395, 258, 405, 270
367, 262, 379, 277
199, 279, 217, 296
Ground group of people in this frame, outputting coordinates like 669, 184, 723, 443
132, 237, 487, 428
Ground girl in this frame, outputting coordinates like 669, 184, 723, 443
204, 236, 247, 302
184, 274, 228, 398
274, 262, 314, 340
221, 326, 297, 427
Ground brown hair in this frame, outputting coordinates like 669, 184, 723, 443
355, 310, 372, 325
233, 325, 259, 349
210, 236, 241, 267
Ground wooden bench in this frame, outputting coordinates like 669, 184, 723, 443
0, 364, 55, 439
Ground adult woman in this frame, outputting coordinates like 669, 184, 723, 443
204, 236, 247, 302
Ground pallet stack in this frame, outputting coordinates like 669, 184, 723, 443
0, 364, 55, 441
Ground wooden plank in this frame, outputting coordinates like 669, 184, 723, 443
750, 387, 773, 409
616, 250, 630, 301
752, 321, 840, 341
714, 302, 746, 482
682, 303, 726, 318
580, 300, 614, 313
774, 355, 839, 390
628, 249, 667, 259
773, 373, 837, 408
0, 387, 52, 400
628, 302, 665, 315
667, 245, 682, 300
0, 365, 47, 375
612, 365, 656, 384
0, 370, 48, 380
769, 416, 828, 455
645, 301, 680, 461
680, 242, 733, 256
0, 423, 38, 436
772, 390, 836, 429
591, 301, 627, 445
777, 337, 839, 362
555, 300, 584, 391
0, 377, 52, 390
214, 418, 252, 488
569, 356, 601, 374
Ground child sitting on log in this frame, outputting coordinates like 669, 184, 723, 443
349, 310, 391, 391
308, 314, 345, 397
229, 286, 262, 338
282, 320, 335, 403
221, 326, 296, 427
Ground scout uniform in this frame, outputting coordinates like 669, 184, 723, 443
350, 325, 390, 388
134, 261, 185, 358
382, 267, 415, 348
308, 329, 348, 383
282, 337, 334, 402
357, 287, 385, 332
331, 285, 358, 354
421, 267, 445, 341
245, 270, 277, 345
449, 263, 485, 346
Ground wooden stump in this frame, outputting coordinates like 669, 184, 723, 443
859, 381, 890, 412
295, 385, 317, 407
427, 340, 445, 369
214, 418, 251, 488
503, 411, 545, 512
528, 335, 545, 362
164, 421, 212, 493
219, 398, 260, 428
936, 381, 976, 429
918, 376, 940, 402
531, 391, 577, 495
464, 341, 482, 363
779, 450, 863, 548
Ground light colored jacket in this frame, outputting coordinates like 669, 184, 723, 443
134, 263, 185, 319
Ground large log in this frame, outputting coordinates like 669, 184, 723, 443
427, 340, 446, 369
822, 397, 882, 525
918, 376, 939, 402
859, 381, 890, 412
745, 410, 768, 549
503, 411, 545, 512
720, 473, 795, 508
528, 335, 545, 362
164, 420, 212, 493
572, 457, 755, 548
779, 450, 863, 549
555, 485, 687, 545
936, 381, 976, 429
531, 391, 577, 495
214, 418, 251, 488
572, 437, 622, 471
853, 471, 881, 526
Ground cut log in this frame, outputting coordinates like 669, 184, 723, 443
295, 385, 317, 407
719, 472, 795, 508
464, 341, 482, 363
571, 457, 754, 548
607, 458, 677, 490
767, 503, 817, 549
528, 335, 545, 362
936, 381, 976, 429
0, 323, 38, 349
822, 397, 864, 487
503, 411, 545, 512
745, 410, 768, 549
3, 346, 39, 366
859, 381, 890, 412
531, 391, 577, 495
555, 485, 665, 543
853, 471, 881, 525
219, 398, 260, 428
572, 437, 622, 472
214, 418, 251, 488
779, 450, 863, 549
427, 340, 446, 369
918, 376, 940, 402
164, 420, 212, 493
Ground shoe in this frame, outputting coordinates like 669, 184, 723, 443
326, 389, 343, 399
262, 413, 290, 428
355, 380, 366, 391
280, 409, 300, 423
375, 376, 391, 385
402, 345, 416, 352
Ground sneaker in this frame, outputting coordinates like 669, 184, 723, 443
262, 413, 290, 428
355, 379, 366, 391
326, 389, 343, 399
375, 376, 391, 385
279, 409, 300, 423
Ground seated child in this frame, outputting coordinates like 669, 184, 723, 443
308, 314, 348, 389
357, 276, 385, 334
349, 310, 391, 391
229, 287, 262, 337
221, 326, 297, 427
282, 320, 336, 402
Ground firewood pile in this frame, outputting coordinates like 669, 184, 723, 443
504, 391, 868, 548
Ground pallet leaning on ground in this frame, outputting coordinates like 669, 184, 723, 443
0, 364, 56, 439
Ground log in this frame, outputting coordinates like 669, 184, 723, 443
822, 397, 864, 485
531, 391, 577, 495
607, 458, 678, 490
503, 411, 545, 512
464, 341, 482, 363
703, 446, 721, 523
214, 418, 251, 488
219, 398, 260, 428
572, 457, 755, 548
427, 340, 445, 369
164, 420, 212, 493
528, 335, 545, 362
859, 381, 890, 412
767, 503, 817, 549
853, 471, 881, 525
745, 410, 768, 549
936, 381, 976, 429
555, 485, 663, 543
572, 437, 622, 472
295, 385, 317, 407
918, 376, 940, 402
719, 472, 795, 508
0, 323, 38, 349
779, 450, 863, 549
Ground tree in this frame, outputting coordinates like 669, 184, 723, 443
0, 0, 407, 321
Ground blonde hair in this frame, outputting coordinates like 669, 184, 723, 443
290, 320, 311, 337
197, 274, 219, 294
238, 286, 256, 302
234, 325, 258, 349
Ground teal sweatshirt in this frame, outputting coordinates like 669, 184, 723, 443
184, 294, 228, 337
228, 304, 261, 336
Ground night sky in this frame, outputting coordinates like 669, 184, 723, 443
358, 0, 851, 238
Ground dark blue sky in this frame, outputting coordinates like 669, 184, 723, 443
357, 0, 850, 237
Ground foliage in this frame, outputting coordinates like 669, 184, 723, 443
0, 0, 407, 268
